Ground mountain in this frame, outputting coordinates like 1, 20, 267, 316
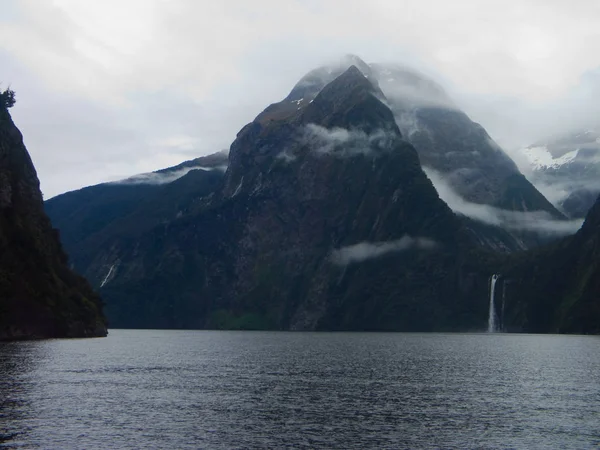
369, 64, 573, 252
48, 65, 505, 331
501, 193, 600, 334
272, 56, 563, 221
523, 129, 600, 218
45, 57, 586, 333
45, 151, 228, 270
256, 56, 568, 249
0, 104, 106, 340
372, 65, 557, 210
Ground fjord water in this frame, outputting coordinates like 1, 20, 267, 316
1, 331, 599, 449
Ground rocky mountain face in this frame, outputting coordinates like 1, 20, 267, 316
45, 151, 228, 271
275, 56, 563, 221
263, 56, 568, 250
523, 129, 600, 218
368, 64, 571, 252
501, 193, 600, 334
0, 106, 106, 340
48, 65, 504, 331
371, 65, 557, 210
44, 57, 590, 333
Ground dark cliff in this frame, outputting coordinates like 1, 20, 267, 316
501, 194, 600, 334
0, 106, 106, 339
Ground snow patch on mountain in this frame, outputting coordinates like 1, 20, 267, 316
523, 146, 579, 170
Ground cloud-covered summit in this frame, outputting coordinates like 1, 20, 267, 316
3, 1, 600, 196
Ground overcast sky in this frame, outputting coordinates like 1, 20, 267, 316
2, 0, 600, 198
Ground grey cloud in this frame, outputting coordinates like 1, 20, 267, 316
276, 124, 398, 162
532, 178, 600, 216
453, 69, 600, 157
424, 167, 583, 235
394, 111, 428, 139
330, 236, 438, 266
375, 68, 456, 110
4, 54, 240, 198
302, 124, 395, 157
3, 1, 600, 198
275, 150, 297, 163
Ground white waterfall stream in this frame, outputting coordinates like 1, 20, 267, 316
488, 274, 499, 333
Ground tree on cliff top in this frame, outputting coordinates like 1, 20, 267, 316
1, 88, 16, 109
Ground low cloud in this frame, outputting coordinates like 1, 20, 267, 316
394, 111, 428, 139
304, 124, 396, 156
277, 124, 398, 162
518, 143, 600, 215
115, 165, 224, 185
290, 55, 373, 100
368, 63, 458, 115
382, 83, 454, 109
275, 149, 298, 163
424, 167, 583, 235
330, 235, 437, 266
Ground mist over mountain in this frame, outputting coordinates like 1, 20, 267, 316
47, 64, 502, 330
289, 57, 577, 246
3, 5, 600, 449
44, 56, 597, 332
521, 128, 600, 218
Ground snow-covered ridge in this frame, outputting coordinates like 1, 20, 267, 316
523, 146, 579, 170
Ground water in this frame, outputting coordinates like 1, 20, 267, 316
1, 331, 599, 449
488, 274, 499, 333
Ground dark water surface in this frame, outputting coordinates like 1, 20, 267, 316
1, 330, 599, 449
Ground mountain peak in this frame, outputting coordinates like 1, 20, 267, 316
255, 63, 383, 127
339, 54, 371, 74
321, 65, 377, 95
299, 65, 395, 134
284, 55, 372, 103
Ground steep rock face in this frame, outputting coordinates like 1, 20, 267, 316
0, 107, 106, 339
369, 64, 570, 252
284, 57, 562, 219
45, 151, 228, 270
259, 56, 567, 250
501, 194, 600, 334
67, 66, 497, 330
370, 64, 562, 215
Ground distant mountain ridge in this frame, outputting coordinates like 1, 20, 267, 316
523, 128, 600, 218
45, 151, 228, 271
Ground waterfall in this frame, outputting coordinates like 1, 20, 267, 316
100, 264, 115, 288
488, 274, 499, 333
501, 280, 506, 332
